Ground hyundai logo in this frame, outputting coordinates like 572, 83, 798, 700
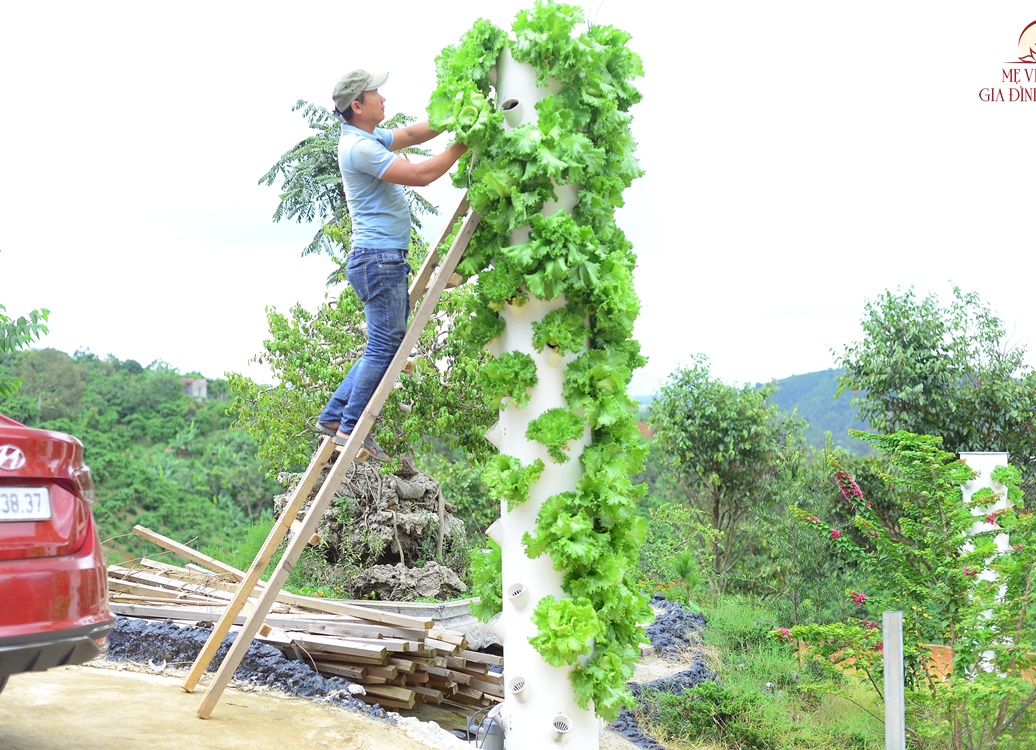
0, 445, 27, 471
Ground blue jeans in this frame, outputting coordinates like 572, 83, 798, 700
320, 247, 410, 433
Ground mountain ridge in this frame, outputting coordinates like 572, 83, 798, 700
635, 368, 870, 455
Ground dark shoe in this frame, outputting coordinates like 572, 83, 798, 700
332, 431, 391, 463
311, 419, 339, 437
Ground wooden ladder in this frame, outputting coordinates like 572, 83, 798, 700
183, 196, 479, 718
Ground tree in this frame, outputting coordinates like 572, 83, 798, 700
649, 355, 806, 593
0, 303, 49, 397
11, 348, 87, 424
258, 101, 437, 285
835, 286, 1036, 472
227, 280, 495, 478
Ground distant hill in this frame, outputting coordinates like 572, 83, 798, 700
633, 368, 871, 455
766, 368, 871, 455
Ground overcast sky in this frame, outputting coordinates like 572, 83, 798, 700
3, 1, 1035, 395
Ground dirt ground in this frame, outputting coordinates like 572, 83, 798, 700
0, 660, 666, 750
0, 663, 468, 750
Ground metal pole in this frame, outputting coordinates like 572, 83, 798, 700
883, 611, 906, 750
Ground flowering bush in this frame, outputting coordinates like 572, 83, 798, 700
781, 431, 1036, 749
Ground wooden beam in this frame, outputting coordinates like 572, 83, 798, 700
287, 632, 388, 661
131, 527, 435, 629
458, 649, 503, 666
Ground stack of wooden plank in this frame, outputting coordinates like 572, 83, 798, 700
107, 525, 504, 713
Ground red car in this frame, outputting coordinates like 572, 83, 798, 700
0, 414, 115, 694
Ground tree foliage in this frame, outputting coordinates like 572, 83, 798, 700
0, 350, 278, 561
0, 303, 49, 397
226, 270, 496, 479
835, 286, 1036, 469
649, 355, 806, 592
789, 433, 1036, 749
10, 348, 88, 422
258, 101, 437, 285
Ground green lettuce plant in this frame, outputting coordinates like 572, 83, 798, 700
432, 0, 649, 721
525, 406, 584, 463
477, 350, 538, 409
481, 454, 545, 511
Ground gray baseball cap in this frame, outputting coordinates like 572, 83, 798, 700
332, 70, 389, 112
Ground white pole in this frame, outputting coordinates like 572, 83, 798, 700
487, 50, 598, 750
883, 611, 906, 750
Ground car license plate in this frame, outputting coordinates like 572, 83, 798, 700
0, 487, 52, 521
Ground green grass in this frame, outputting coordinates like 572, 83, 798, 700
201, 516, 277, 575
636, 594, 884, 750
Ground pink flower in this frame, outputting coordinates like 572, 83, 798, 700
805, 515, 821, 523
1015, 544, 1024, 551
773, 627, 792, 642
964, 566, 978, 577
876, 642, 884, 652
834, 469, 864, 502
850, 591, 867, 605
830, 529, 843, 539
860, 620, 879, 630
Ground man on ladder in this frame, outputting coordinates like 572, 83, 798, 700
315, 69, 468, 460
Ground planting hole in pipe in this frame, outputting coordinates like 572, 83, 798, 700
486, 519, 503, 545
501, 98, 523, 127
550, 714, 573, 744
506, 582, 528, 609
508, 675, 528, 702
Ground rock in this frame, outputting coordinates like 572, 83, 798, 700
273, 457, 467, 580
346, 561, 468, 602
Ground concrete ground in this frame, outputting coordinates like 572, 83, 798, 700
0, 663, 467, 750
0, 650, 692, 749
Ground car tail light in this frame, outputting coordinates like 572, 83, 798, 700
75, 466, 95, 504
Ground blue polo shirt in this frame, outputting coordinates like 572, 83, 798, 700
338, 124, 411, 250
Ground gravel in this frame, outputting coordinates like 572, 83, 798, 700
607, 594, 715, 750
645, 595, 708, 657
106, 617, 390, 720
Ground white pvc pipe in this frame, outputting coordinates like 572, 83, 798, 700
491, 49, 598, 750
960, 452, 1011, 556
959, 451, 1011, 672
506, 582, 529, 610
486, 519, 504, 545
